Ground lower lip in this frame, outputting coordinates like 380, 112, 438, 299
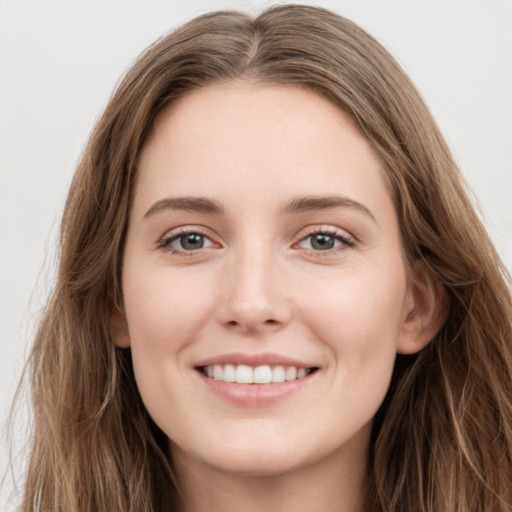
196, 370, 318, 406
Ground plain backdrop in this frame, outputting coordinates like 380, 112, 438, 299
1, 0, 511, 509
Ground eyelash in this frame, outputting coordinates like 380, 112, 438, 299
297, 228, 355, 256
158, 228, 214, 256
158, 227, 355, 256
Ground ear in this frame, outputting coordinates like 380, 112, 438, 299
397, 260, 448, 355
110, 302, 131, 348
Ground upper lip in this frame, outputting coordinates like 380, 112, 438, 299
194, 352, 318, 369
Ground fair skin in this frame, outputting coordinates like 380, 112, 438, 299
113, 83, 444, 512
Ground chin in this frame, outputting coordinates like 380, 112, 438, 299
170, 433, 311, 478
204, 451, 307, 478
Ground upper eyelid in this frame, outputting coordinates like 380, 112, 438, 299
296, 231, 354, 248
156, 228, 214, 254
292, 225, 357, 254
158, 225, 215, 243
294, 224, 355, 241
156, 224, 356, 248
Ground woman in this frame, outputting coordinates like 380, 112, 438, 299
21, 4, 512, 511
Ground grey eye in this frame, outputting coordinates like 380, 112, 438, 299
299, 233, 343, 251
309, 233, 338, 250
162, 231, 215, 253
176, 233, 206, 250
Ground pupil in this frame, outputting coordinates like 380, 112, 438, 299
181, 233, 204, 250
312, 234, 334, 250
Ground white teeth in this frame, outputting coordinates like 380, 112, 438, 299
285, 366, 297, 381
213, 364, 223, 380
253, 366, 272, 384
235, 364, 253, 383
223, 364, 236, 382
272, 365, 286, 383
203, 364, 313, 384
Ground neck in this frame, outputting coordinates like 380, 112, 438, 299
171, 441, 368, 512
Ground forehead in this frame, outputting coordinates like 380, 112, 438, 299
135, 82, 393, 219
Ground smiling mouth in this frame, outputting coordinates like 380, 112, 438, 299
198, 364, 319, 384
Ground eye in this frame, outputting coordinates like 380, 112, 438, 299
159, 230, 216, 254
297, 229, 354, 252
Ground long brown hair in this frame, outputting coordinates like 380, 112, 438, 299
19, 4, 512, 511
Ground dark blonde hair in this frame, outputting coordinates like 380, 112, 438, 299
21, 4, 512, 511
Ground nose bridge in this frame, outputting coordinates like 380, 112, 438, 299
216, 236, 290, 331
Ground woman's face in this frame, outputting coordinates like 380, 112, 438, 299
117, 83, 428, 477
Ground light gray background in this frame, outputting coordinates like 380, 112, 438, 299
1, 0, 511, 509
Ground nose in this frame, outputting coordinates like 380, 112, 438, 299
215, 245, 292, 334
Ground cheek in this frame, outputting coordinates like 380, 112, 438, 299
300, 264, 407, 369
121, 267, 214, 430
123, 264, 215, 351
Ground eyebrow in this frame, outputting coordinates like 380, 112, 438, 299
282, 195, 376, 222
144, 197, 224, 218
143, 194, 375, 223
